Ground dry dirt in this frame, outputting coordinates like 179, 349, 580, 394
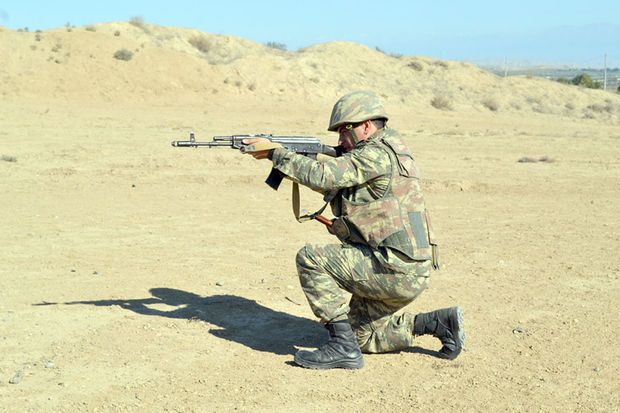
1, 23, 619, 412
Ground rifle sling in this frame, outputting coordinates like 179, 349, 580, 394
292, 182, 329, 223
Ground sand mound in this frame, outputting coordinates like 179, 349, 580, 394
1, 22, 619, 122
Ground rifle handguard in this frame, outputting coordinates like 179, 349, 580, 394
241, 142, 283, 153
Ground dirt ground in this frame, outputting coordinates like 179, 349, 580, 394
0, 94, 618, 412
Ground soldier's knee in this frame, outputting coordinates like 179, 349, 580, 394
295, 244, 318, 269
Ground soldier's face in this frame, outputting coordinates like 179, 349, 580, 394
338, 122, 364, 152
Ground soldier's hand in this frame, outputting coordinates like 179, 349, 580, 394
242, 138, 276, 160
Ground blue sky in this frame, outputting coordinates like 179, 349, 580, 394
1, 1, 619, 66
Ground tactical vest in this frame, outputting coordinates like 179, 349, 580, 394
331, 129, 439, 267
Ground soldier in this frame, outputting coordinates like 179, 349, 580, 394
244, 90, 464, 369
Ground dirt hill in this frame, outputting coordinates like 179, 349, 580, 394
1, 22, 619, 122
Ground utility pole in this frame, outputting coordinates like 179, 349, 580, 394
603, 53, 607, 91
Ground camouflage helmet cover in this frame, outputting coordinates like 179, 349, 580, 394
328, 90, 389, 132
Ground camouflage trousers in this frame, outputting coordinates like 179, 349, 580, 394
295, 243, 430, 353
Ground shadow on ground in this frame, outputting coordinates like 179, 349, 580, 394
35, 288, 324, 356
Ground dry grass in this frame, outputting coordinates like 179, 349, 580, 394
431, 95, 452, 110
482, 98, 500, 112
129, 16, 150, 33
407, 61, 423, 71
188, 35, 211, 54
1, 155, 17, 162
518, 156, 555, 163
113, 49, 134, 61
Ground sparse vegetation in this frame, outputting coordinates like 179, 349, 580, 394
1, 155, 17, 162
587, 103, 613, 114
35, 33, 42, 41
65, 22, 74, 32
113, 48, 134, 61
431, 95, 452, 111
518, 156, 555, 163
248, 83, 257, 92
433, 60, 449, 68
188, 35, 211, 53
265, 42, 287, 51
407, 61, 423, 71
114, 30, 121, 37
575, 74, 602, 89
85, 25, 97, 32
482, 98, 500, 112
129, 16, 149, 33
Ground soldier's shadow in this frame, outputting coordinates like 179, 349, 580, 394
49, 288, 324, 356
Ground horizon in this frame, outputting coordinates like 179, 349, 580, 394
1, 1, 619, 67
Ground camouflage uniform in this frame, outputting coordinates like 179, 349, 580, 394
271, 127, 437, 353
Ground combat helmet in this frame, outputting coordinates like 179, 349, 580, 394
328, 90, 389, 132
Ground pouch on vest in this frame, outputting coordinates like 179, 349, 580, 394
424, 211, 440, 270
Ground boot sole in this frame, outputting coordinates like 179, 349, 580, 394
293, 353, 364, 370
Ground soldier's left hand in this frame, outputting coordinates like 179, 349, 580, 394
242, 138, 282, 159
242, 137, 274, 160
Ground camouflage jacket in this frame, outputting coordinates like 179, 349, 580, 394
271, 127, 437, 266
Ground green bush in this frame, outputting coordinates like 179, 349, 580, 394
571, 74, 601, 89
113, 49, 134, 61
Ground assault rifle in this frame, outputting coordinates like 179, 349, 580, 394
171, 132, 343, 227
171, 132, 341, 158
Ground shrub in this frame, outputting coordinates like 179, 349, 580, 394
482, 99, 499, 112
571, 74, 601, 89
431, 95, 452, 110
587, 103, 613, 114
265, 41, 287, 51
556, 77, 571, 85
407, 61, 423, 71
113, 49, 134, 61
188, 35, 211, 53
85, 25, 97, 32
1, 155, 17, 162
129, 16, 149, 33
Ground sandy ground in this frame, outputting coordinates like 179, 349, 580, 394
1, 20, 620, 413
1, 95, 618, 412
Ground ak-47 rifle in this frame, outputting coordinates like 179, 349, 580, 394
171, 132, 343, 227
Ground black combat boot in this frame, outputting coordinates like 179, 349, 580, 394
413, 306, 465, 360
294, 320, 364, 369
